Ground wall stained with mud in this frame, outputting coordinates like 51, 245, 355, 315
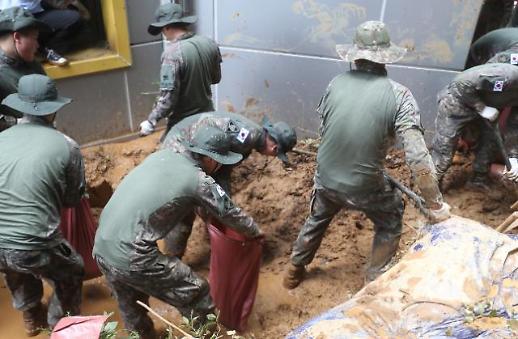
193, 0, 484, 139
51, 0, 483, 144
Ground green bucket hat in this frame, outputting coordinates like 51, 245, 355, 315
262, 117, 297, 164
2, 74, 71, 116
185, 126, 243, 165
0, 6, 48, 35
336, 21, 406, 64
148, 3, 197, 36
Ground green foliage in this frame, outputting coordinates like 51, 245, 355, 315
99, 312, 140, 339
177, 311, 246, 339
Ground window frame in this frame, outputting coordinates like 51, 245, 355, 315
44, 0, 132, 79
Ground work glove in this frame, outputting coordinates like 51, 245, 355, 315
503, 157, 518, 182
478, 106, 499, 122
428, 202, 451, 223
139, 120, 155, 136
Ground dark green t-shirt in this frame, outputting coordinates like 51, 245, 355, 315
316, 71, 397, 193
0, 123, 74, 250
93, 149, 260, 271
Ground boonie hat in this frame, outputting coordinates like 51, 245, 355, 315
0, 6, 48, 34
262, 117, 297, 164
148, 3, 197, 36
2, 74, 71, 116
336, 21, 406, 64
185, 126, 243, 165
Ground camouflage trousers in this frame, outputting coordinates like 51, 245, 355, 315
431, 93, 499, 180
163, 165, 233, 257
0, 240, 84, 327
95, 254, 214, 335
291, 179, 404, 267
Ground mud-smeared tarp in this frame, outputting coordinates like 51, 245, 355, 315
288, 217, 518, 338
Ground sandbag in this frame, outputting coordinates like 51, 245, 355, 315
288, 217, 518, 338
208, 222, 262, 332
60, 197, 101, 280
50, 315, 109, 339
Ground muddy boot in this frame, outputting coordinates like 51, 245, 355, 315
283, 263, 306, 289
22, 303, 48, 337
365, 235, 400, 283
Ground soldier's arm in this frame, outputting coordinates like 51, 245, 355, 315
391, 81, 444, 208
195, 172, 262, 238
147, 51, 182, 124
62, 136, 86, 207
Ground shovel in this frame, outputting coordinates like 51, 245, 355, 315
383, 172, 429, 217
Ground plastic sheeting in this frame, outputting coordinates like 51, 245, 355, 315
59, 197, 101, 280
50, 315, 109, 339
288, 217, 518, 338
208, 223, 262, 332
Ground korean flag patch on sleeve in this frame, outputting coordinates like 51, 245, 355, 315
493, 80, 504, 92
215, 184, 226, 197
236, 127, 250, 143
511, 53, 518, 65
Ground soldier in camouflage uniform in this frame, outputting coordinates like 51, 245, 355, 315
283, 21, 451, 289
139, 3, 221, 139
431, 63, 518, 186
0, 6, 47, 132
93, 127, 263, 339
160, 111, 296, 257
0, 74, 85, 337
466, 28, 518, 185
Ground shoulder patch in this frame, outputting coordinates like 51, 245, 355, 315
160, 64, 175, 90
236, 127, 250, 143
511, 53, 518, 65
215, 184, 226, 197
493, 80, 504, 92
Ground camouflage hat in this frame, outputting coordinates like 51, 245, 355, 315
262, 117, 297, 164
0, 7, 48, 35
148, 3, 197, 36
336, 21, 406, 64
185, 126, 243, 165
2, 74, 71, 116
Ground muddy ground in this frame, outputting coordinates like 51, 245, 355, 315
1, 132, 516, 338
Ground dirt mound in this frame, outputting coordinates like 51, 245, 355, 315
79, 135, 516, 337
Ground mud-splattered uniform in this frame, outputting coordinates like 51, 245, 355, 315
146, 33, 222, 137
93, 150, 260, 334
162, 111, 265, 192
431, 63, 518, 179
291, 64, 443, 273
0, 116, 85, 327
160, 111, 265, 255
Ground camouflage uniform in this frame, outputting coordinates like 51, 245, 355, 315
0, 114, 85, 328
0, 242, 84, 327
161, 111, 265, 256
162, 111, 265, 192
93, 149, 260, 335
468, 28, 518, 171
431, 63, 518, 180
146, 32, 222, 138
291, 62, 443, 275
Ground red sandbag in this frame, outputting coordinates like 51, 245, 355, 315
50, 315, 109, 339
208, 222, 262, 332
59, 197, 101, 280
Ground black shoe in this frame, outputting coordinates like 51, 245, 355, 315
45, 48, 68, 66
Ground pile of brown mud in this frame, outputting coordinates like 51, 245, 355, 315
77, 133, 518, 337
68, 135, 518, 337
